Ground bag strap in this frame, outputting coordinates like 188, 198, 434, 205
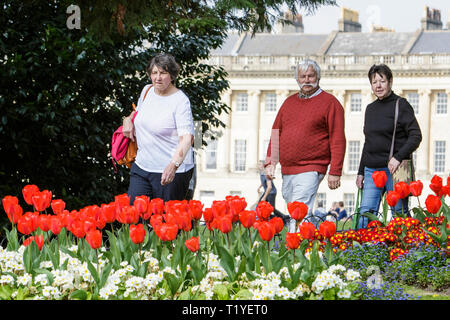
389, 98, 400, 159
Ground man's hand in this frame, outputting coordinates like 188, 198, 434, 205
356, 174, 364, 189
265, 164, 275, 180
328, 175, 341, 190
388, 157, 401, 175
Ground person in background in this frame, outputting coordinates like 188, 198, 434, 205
337, 201, 347, 221
264, 59, 346, 233
312, 200, 327, 227
122, 53, 195, 204
257, 161, 290, 225
356, 64, 422, 229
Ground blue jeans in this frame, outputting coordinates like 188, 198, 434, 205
358, 167, 409, 229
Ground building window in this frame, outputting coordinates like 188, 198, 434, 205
350, 93, 362, 113
205, 139, 217, 170
236, 93, 248, 112
260, 56, 274, 64
407, 92, 419, 114
200, 191, 215, 209
348, 141, 360, 173
234, 139, 247, 172
436, 92, 447, 114
316, 193, 326, 210
344, 193, 355, 215
435, 141, 446, 173
265, 93, 277, 112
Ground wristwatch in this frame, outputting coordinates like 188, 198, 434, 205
171, 160, 180, 168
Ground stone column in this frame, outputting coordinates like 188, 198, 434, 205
333, 90, 346, 107
248, 90, 261, 171
418, 88, 431, 175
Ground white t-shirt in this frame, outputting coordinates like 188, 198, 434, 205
134, 85, 195, 173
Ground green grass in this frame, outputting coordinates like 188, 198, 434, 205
401, 285, 450, 300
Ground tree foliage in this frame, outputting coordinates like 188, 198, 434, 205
0, 0, 335, 216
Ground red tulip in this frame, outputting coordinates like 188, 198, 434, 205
429, 175, 443, 196
256, 201, 273, 221
50, 215, 63, 235
130, 224, 146, 244
22, 185, 39, 206
23, 235, 44, 251
101, 203, 116, 223
86, 229, 102, 249
299, 222, 316, 240
32, 190, 52, 212
70, 219, 86, 239
117, 206, 139, 224
239, 210, 256, 229
2, 196, 22, 225
372, 170, 387, 188
154, 223, 178, 242
285, 232, 301, 250
185, 236, 199, 253
51, 199, 66, 215
409, 180, 423, 197
38, 214, 51, 232
211, 200, 228, 218
425, 194, 441, 214
257, 221, 274, 242
188, 200, 204, 220
115, 193, 130, 213
134, 195, 149, 215
287, 201, 308, 222
226, 196, 247, 217
203, 208, 214, 223
216, 214, 233, 234
176, 211, 193, 232
150, 198, 164, 215
319, 221, 336, 239
17, 215, 34, 235
150, 214, 164, 228
386, 190, 400, 207
269, 217, 284, 234
394, 182, 410, 199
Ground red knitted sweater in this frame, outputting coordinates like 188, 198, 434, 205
265, 90, 346, 176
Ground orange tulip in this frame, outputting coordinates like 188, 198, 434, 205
130, 224, 146, 244
185, 236, 199, 253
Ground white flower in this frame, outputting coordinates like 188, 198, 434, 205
157, 288, 165, 296
17, 273, 32, 286
337, 289, 351, 299
42, 286, 52, 298
0, 275, 15, 285
345, 269, 360, 281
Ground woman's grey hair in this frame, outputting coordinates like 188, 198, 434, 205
146, 53, 180, 83
295, 59, 321, 80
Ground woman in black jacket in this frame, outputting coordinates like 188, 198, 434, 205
356, 64, 422, 229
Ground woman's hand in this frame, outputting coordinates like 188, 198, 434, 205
356, 175, 364, 189
122, 112, 136, 141
265, 164, 275, 180
161, 161, 177, 185
388, 157, 401, 175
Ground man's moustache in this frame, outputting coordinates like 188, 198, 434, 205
299, 81, 318, 89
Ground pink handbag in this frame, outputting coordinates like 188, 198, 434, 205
111, 85, 152, 171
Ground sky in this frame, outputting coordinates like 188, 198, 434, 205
297, 0, 449, 33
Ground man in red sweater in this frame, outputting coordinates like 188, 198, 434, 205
265, 59, 346, 232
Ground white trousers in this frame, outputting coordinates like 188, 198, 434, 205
282, 171, 325, 233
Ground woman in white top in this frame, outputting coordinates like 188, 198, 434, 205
122, 53, 195, 203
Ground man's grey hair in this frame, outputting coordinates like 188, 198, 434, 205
295, 59, 321, 80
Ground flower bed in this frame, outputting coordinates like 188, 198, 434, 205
0, 174, 449, 300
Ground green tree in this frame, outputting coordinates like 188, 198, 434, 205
0, 0, 335, 220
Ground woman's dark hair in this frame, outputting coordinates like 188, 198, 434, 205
368, 64, 393, 82
146, 53, 180, 83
